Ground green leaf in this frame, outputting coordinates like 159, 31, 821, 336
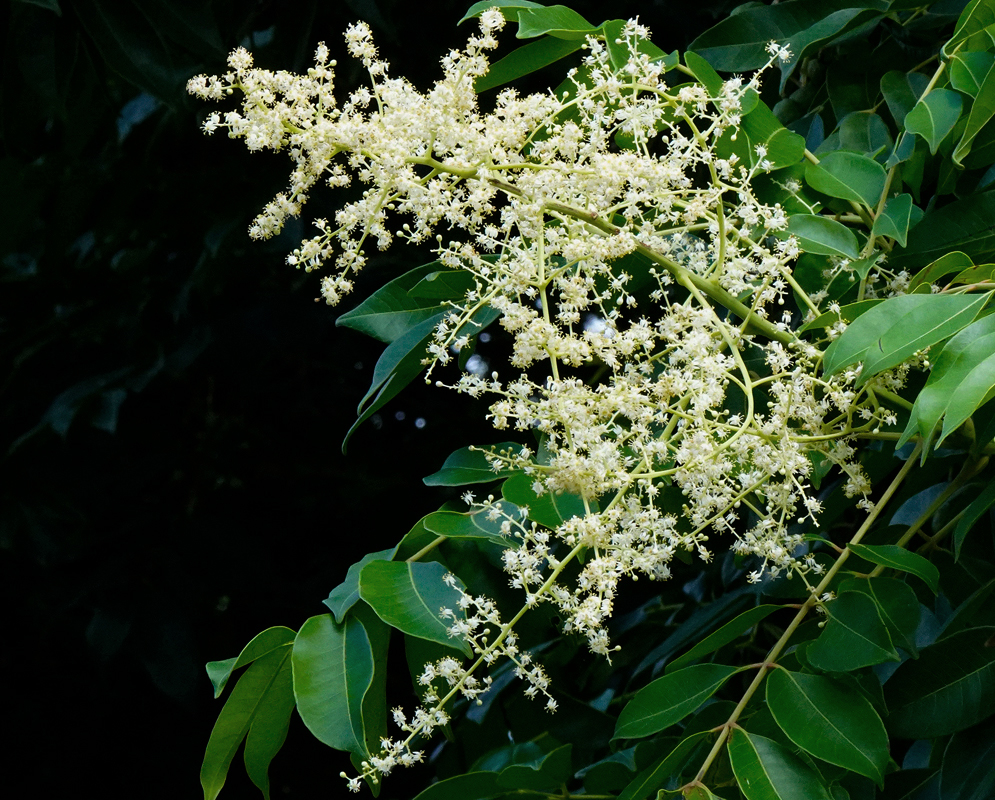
901, 313, 995, 450
14, 0, 61, 13
785, 214, 859, 259
942, 0, 995, 59
206, 626, 297, 699
460, 1, 544, 25
954, 480, 995, 559
800, 299, 882, 333
908, 251, 975, 290
846, 543, 940, 593
422, 504, 519, 547
871, 193, 914, 247
767, 669, 889, 784
667, 605, 784, 673
516, 6, 599, 40
805, 152, 886, 207
201, 645, 294, 800
292, 614, 373, 757
885, 626, 995, 738
475, 36, 584, 92
409, 770, 504, 800
950, 51, 995, 97
617, 732, 710, 800
614, 664, 740, 739
881, 70, 929, 127
497, 743, 573, 789
838, 577, 921, 656
821, 292, 988, 383
728, 729, 833, 800
324, 549, 395, 624
938, 716, 995, 800
891, 193, 995, 269
359, 560, 471, 655
806, 591, 900, 671
954, 59, 995, 165
423, 443, 523, 486
904, 88, 964, 154
501, 471, 588, 529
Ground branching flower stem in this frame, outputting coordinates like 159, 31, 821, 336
686, 442, 922, 788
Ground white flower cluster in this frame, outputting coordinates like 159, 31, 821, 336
190, 9, 906, 791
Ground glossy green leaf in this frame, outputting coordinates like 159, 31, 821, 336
881, 70, 929, 127
409, 770, 504, 800
668, 605, 783, 672
822, 292, 988, 383
785, 215, 859, 259
838, 577, 920, 656
766, 669, 889, 784
871, 193, 913, 247
904, 88, 963, 154
805, 152, 886, 207
422, 443, 523, 486
950, 263, 995, 285
206, 626, 297, 699
501, 471, 588, 529
900, 313, 995, 450
324, 550, 395, 623
360, 560, 471, 655
421, 503, 520, 548
954, 480, 995, 559
885, 626, 995, 738
516, 6, 598, 40
615, 664, 740, 739
891, 193, 995, 269
908, 251, 975, 290
846, 543, 940, 593
943, 0, 995, 58
602, 19, 675, 73
475, 36, 583, 93
939, 716, 995, 800
800, 299, 881, 333
292, 614, 372, 757
460, 0, 544, 25
728, 729, 833, 800
617, 732, 709, 800
954, 59, 995, 165
807, 591, 900, 671
202, 645, 294, 800
950, 51, 995, 97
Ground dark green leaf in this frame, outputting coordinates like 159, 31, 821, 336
807, 591, 900, 671
939, 716, 995, 800
422, 443, 523, 486
800, 299, 881, 333
668, 605, 783, 672
904, 89, 964, 154
501, 471, 588, 529
871, 193, 913, 247
890, 193, 995, 269
846, 543, 940, 593
206, 626, 296, 698
954, 480, 995, 559
942, 0, 995, 58
460, 1, 544, 25
908, 251, 975, 290
950, 51, 995, 97
885, 626, 995, 738
838, 577, 920, 656
516, 6, 599, 40
785, 215, 859, 259
617, 732, 710, 800
766, 669, 889, 784
475, 36, 583, 93
409, 771, 504, 800
728, 729, 833, 800
292, 614, 372, 757
954, 59, 995, 165
497, 743, 573, 789
202, 645, 294, 800
422, 504, 520, 547
359, 560, 471, 655
324, 550, 395, 624
805, 152, 886, 207
14, 0, 61, 13
615, 664, 740, 739
880, 70, 929, 127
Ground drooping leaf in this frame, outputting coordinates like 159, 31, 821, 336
846, 543, 940, 593
422, 443, 524, 486
871, 193, 914, 247
806, 591, 900, 671
359, 560, 471, 655
904, 89, 963, 154
617, 732, 710, 800
805, 152, 886, 207
206, 627, 297, 698
822, 292, 989, 383
202, 645, 294, 800
292, 614, 373, 757
838, 577, 921, 656
766, 669, 890, 784
668, 605, 783, 673
324, 549, 395, 623
784, 214, 859, 259
615, 664, 741, 740
728, 729, 833, 800
885, 626, 995, 738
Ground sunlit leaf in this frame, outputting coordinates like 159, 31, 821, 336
942, 0, 995, 58
954, 59, 995, 165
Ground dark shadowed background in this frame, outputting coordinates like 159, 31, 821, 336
0, 1, 731, 795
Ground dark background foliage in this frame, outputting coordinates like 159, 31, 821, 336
0, 0, 732, 795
